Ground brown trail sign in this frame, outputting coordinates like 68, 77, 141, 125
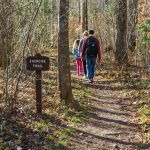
26, 53, 49, 115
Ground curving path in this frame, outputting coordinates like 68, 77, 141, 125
68, 76, 149, 150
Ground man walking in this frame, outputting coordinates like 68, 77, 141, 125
82, 30, 101, 83
78, 30, 89, 79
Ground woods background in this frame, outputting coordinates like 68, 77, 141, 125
0, 0, 150, 149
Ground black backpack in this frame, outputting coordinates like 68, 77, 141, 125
86, 37, 98, 57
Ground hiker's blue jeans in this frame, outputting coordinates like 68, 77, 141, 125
86, 56, 96, 80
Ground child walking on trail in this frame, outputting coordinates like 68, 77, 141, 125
72, 39, 82, 76
78, 30, 89, 79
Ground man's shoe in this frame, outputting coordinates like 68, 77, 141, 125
89, 79, 93, 83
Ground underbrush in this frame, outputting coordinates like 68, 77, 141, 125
0, 51, 91, 150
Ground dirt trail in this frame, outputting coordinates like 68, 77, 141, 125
68, 75, 148, 150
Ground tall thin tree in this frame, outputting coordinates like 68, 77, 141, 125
50, 0, 56, 47
78, 0, 81, 24
81, 0, 88, 32
115, 0, 128, 65
128, 0, 138, 52
0, 0, 13, 67
58, 0, 73, 105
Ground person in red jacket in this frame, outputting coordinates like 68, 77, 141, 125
81, 30, 101, 83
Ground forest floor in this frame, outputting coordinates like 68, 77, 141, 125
0, 54, 149, 150
68, 64, 150, 150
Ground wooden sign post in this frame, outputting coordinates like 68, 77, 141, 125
26, 53, 49, 114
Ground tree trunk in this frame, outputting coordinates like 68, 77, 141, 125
0, 0, 13, 67
128, 0, 138, 52
78, 0, 81, 24
58, 0, 73, 105
115, 0, 128, 65
100, 0, 105, 13
50, 0, 56, 48
81, 0, 88, 32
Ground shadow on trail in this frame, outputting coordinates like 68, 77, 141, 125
75, 129, 135, 146
89, 111, 137, 127
73, 129, 150, 149
88, 83, 149, 91
90, 106, 130, 116
88, 96, 120, 105
72, 77, 150, 91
